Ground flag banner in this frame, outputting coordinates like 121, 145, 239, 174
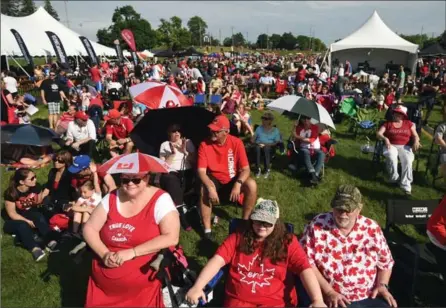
10, 29, 34, 68
131, 51, 139, 65
45, 31, 69, 69
121, 29, 136, 52
114, 39, 124, 62
79, 36, 99, 65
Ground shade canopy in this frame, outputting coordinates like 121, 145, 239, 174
1, 7, 130, 57
330, 11, 418, 54
419, 43, 446, 57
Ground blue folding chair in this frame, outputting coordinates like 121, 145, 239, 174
209, 94, 222, 105
194, 94, 206, 106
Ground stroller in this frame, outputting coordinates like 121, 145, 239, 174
150, 246, 222, 307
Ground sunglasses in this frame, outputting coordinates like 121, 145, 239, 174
121, 177, 144, 185
54, 158, 65, 164
27, 176, 36, 181
261, 117, 272, 121
252, 220, 273, 228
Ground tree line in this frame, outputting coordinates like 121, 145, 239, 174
400, 32, 446, 50
1, 0, 59, 20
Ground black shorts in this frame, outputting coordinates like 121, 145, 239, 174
207, 174, 238, 203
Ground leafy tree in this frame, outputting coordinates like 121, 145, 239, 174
223, 37, 232, 47
1, 0, 20, 16
232, 32, 245, 47
96, 5, 158, 50
187, 16, 207, 46
278, 32, 298, 50
296, 35, 311, 50
19, 0, 36, 16
269, 34, 281, 49
157, 16, 191, 50
256, 34, 268, 49
44, 0, 59, 21
400, 33, 442, 49
210, 37, 220, 46
440, 30, 446, 48
312, 38, 327, 51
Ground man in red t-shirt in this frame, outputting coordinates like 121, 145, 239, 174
197, 115, 257, 240
105, 109, 134, 158
89, 64, 102, 92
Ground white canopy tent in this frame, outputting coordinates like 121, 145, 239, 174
1, 7, 131, 58
329, 11, 419, 75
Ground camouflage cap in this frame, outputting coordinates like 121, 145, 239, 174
331, 185, 362, 212
250, 198, 280, 225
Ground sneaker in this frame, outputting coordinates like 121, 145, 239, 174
264, 169, 271, 179
32, 248, 46, 262
288, 164, 297, 171
203, 231, 215, 242
69, 241, 87, 255
255, 168, 262, 178
309, 172, 319, 185
46, 240, 59, 252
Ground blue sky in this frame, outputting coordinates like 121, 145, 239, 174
35, 1, 445, 45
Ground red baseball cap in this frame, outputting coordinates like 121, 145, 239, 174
74, 111, 89, 121
208, 115, 230, 131
108, 109, 121, 119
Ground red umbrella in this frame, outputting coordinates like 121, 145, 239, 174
98, 152, 175, 174
129, 81, 192, 109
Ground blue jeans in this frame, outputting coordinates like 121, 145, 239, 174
95, 81, 103, 92
299, 148, 325, 176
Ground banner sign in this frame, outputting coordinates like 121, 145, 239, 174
10, 29, 34, 68
114, 39, 124, 62
79, 36, 99, 65
131, 51, 138, 65
45, 31, 69, 69
121, 29, 136, 52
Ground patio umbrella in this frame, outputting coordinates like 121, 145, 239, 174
1, 124, 59, 146
268, 95, 336, 129
130, 106, 216, 156
129, 81, 192, 109
98, 152, 175, 175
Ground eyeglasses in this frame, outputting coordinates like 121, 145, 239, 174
27, 176, 36, 181
121, 177, 144, 185
169, 129, 180, 133
252, 220, 273, 228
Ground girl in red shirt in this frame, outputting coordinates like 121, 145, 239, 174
377, 106, 421, 195
185, 199, 325, 307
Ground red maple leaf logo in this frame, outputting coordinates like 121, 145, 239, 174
238, 254, 275, 293
329, 239, 337, 248
357, 277, 366, 285
332, 250, 342, 260
320, 233, 328, 241
322, 256, 329, 263
355, 234, 364, 241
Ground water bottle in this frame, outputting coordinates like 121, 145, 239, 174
212, 216, 219, 226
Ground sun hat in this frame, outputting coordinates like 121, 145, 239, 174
74, 111, 89, 121
68, 155, 91, 174
331, 185, 363, 212
250, 198, 280, 225
392, 105, 408, 119
208, 115, 230, 131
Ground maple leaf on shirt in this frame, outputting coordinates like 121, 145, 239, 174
238, 254, 276, 294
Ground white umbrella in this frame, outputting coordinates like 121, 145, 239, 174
268, 95, 336, 129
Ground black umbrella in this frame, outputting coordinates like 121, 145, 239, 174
264, 65, 283, 73
130, 107, 216, 156
1, 124, 59, 146
176, 47, 204, 57
154, 49, 177, 58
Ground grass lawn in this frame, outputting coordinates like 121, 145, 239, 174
1, 100, 444, 307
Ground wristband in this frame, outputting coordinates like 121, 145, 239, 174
236, 179, 243, 185
133, 247, 137, 259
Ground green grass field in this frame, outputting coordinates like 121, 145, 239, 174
0, 99, 444, 307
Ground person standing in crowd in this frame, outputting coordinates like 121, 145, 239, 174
40, 71, 68, 130
1, 79, 18, 125
396, 65, 405, 100
3, 169, 58, 262
105, 109, 134, 158
186, 199, 326, 307
197, 115, 257, 241
83, 170, 180, 306
421, 68, 441, 125
251, 112, 281, 179
293, 116, 325, 185
434, 105, 446, 183
377, 106, 421, 195
65, 111, 97, 157
300, 185, 397, 308
90, 63, 103, 93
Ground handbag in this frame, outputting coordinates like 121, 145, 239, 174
1, 90, 19, 124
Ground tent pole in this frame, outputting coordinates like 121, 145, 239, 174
7, 54, 30, 78
6, 55, 10, 71
328, 50, 332, 77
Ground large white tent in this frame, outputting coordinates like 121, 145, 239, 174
1, 7, 130, 58
329, 11, 419, 75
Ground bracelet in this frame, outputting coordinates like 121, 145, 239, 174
133, 247, 137, 259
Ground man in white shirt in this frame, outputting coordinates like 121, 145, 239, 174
3, 71, 18, 97
66, 111, 97, 157
190, 64, 203, 80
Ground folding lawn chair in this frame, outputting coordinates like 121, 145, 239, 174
209, 95, 222, 105
194, 94, 206, 106
352, 107, 380, 138
384, 198, 442, 307
424, 124, 442, 187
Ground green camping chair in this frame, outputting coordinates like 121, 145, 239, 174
339, 97, 357, 118
352, 107, 380, 138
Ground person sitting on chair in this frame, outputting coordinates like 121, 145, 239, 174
159, 124, 196, 231
300, 185, 397, 308
185, 199, 326, 307
105, 109, 134, 158
232, 103, 254, 136
434, 104, 446, 183
197, 115, 257, 241
293, 116, 325, 185
377, 105, 421, 195
251, 112, 281, 179
65, 111, 97, 157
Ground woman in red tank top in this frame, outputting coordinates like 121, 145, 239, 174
83, 172, 180, 307
376, 106, 421, 195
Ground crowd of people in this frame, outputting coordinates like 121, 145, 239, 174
1, 50, 446, 307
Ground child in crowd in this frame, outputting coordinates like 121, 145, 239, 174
80, 86, 91, 112
377, 91, 385, 111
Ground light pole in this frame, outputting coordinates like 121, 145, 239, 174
64, 0, 70, 28
231, 26, 235, 47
